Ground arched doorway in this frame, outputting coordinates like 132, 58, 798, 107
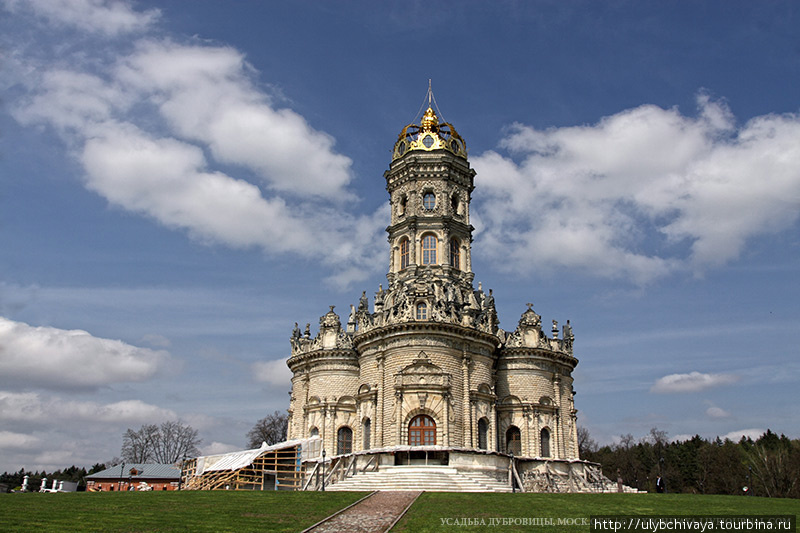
337, 426, 352, 455
477, 418, 489, 450
506, 426, 521, 455
408, 415, 436, 446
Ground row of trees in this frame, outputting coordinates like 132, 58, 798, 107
580, 427, 800, 498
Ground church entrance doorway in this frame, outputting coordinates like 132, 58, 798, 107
394, 450, 449, 466
408, 415, 436, 446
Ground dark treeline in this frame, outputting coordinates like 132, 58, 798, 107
0, 464, 107, 492
580, 428, 800, 498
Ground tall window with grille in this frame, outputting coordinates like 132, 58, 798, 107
449, 238, 460, 269
421, 234, 437, 265
416, 302, 428, 320
408, 415, 436, 446
337, 426, 352, 455
400, 238, 410, 269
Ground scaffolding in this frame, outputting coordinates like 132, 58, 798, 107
182, 437, 320, 491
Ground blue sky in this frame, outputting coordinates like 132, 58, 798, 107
1, 0, 798, 473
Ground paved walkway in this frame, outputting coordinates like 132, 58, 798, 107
304, 491, 421, 533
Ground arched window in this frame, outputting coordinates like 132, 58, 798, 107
416, 302, 428, 320
309, 427, 319, 437
506, 426, 521, 455
337, 426, 353, 455
540, 428, 551, 458
422, 234, 437, 265
400, 238, 410, 269
363, 419, 371, 450
478, 418, 489, 450
449, 238, 460, 269
409, 415, 436, 446
423, 192, 436, 211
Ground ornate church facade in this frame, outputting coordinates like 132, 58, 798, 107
286, 104, 580, 464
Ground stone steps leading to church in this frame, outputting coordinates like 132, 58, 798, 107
325, 465, 512, 493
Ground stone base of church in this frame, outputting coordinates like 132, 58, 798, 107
304, 446, 642, 493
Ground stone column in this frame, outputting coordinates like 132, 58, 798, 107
395, 391, 403, 446
534, 409, 541, 457
443, 392, 450, 446
489, 402, 497, 452
553, 376, 563, 459
470, 401, 477, 448
461, 354, 471, 447
410, 223, 418, 266
524, 407, 532, 457
376, 355, 384, 447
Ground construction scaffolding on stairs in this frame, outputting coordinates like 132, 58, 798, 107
181, 437, 320, 491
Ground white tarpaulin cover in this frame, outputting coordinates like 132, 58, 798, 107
193, 437, 320, 476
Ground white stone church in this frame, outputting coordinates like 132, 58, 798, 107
283, 100, 627, 492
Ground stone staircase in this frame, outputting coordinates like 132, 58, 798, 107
325, 465, 512, 492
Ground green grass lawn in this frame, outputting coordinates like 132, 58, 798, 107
0, 491, 797, 532
0, 491, 366, 532
393, 493, 800, 532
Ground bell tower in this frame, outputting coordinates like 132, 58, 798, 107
385, 99, 476, 293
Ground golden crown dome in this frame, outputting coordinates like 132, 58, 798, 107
393, 105, 467, 161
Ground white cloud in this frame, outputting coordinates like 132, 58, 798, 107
0, 430, 41, 449
0, 317, 170, 391
117, 40, 354, 199
472, 95, 800, 283
0, 391, 177, 424
706, 406, 731, 418
202, 442, 243, 456
3, 0, 160, 36
721, 428, 765, 442
650, 371, 739, 393
10, 37, 385, 288
252, 359, 292, 387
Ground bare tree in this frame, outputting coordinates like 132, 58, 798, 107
121, 424, 159, 462
577, 426, 598, 457
151, 421, 201, 463
247, 411, 288, 448
121, 421, 201, 463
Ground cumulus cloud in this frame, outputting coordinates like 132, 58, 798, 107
721, 428, 766, 442
650, 371, 739, 393
10, 34, 384, 287
472, 95, 800, 284
706, 406, 731, 418
202, 441, 243, 456
0, 430, 41, 449
252, 358, 292, 387
0, 317, 170, 391
0, 391, 177, 425
116, 40, 354, 199
3, 0, 160, 36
